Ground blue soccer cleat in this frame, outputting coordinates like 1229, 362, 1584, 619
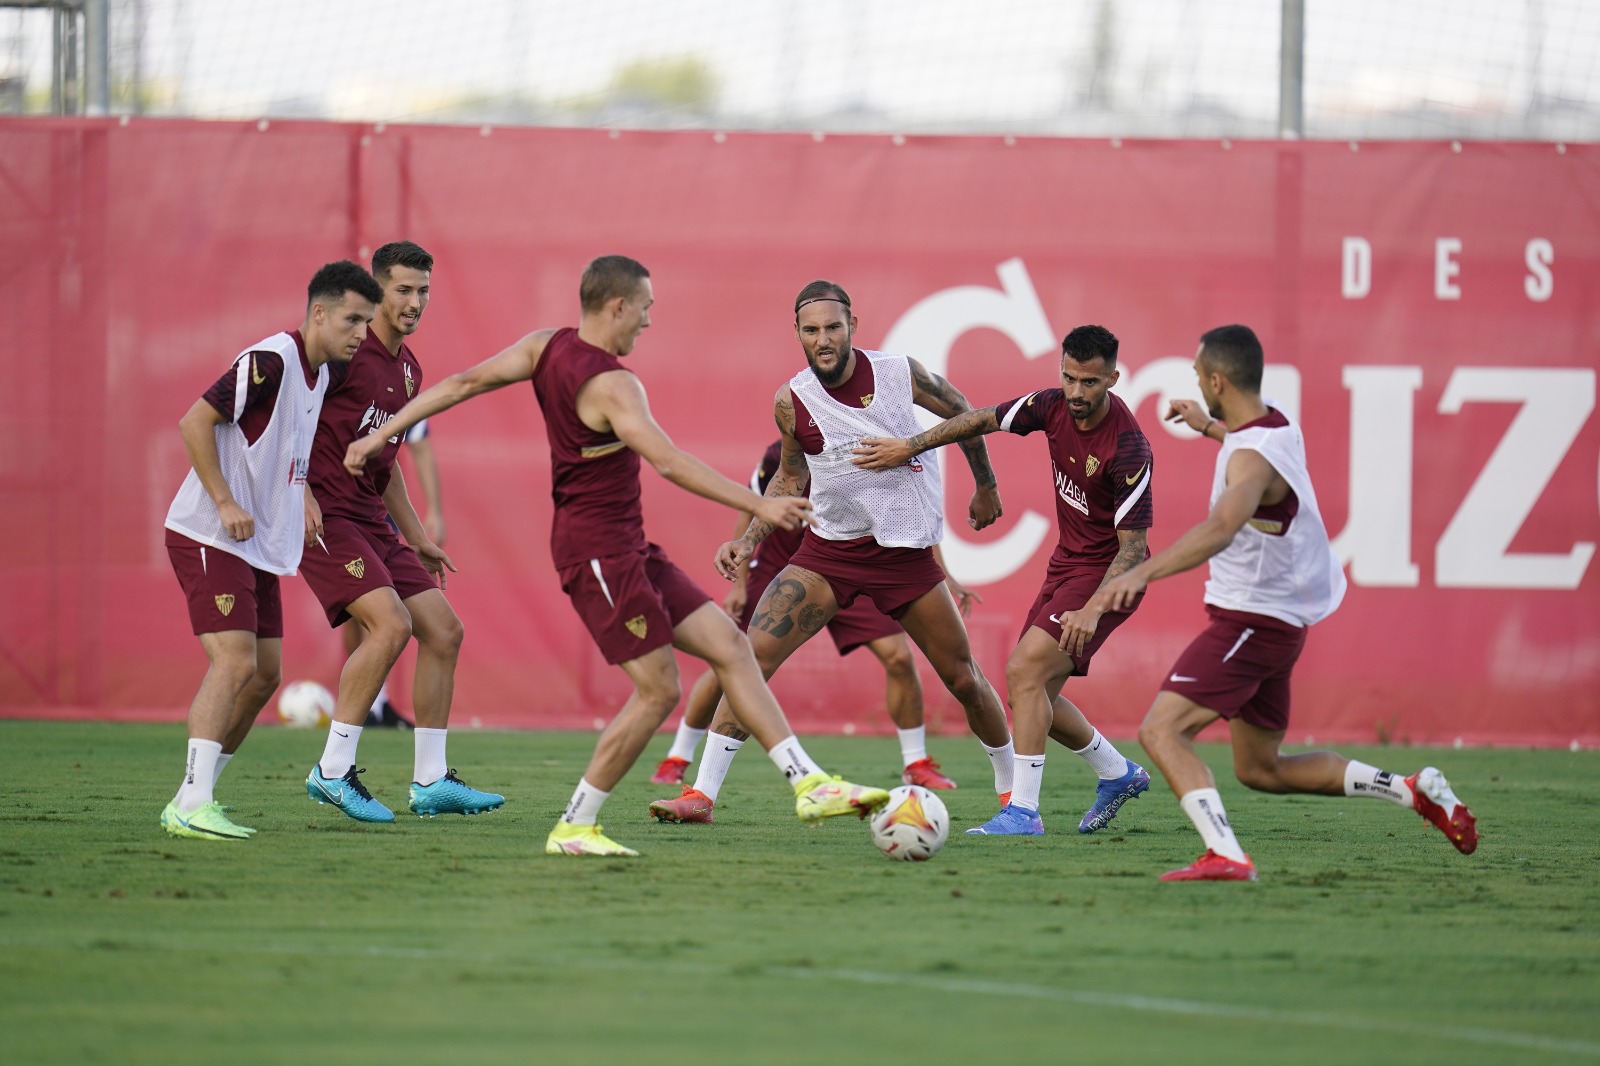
1078, 758, 1151, 834
408, 769, 505, 817
965, 803, 1045, 836
306, 765, 395, 823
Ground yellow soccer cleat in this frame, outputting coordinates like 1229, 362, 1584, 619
160, 801, 254, 840
544, 821, 639, 857
793, 772, 890, 821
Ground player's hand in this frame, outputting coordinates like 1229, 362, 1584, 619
423, 511, 447, 547
1165, 398, 1214, 435
722, 578, 749, 619
1095, 571, 1147, 614
344, 435, 383, 476
303, 490, 324, 547
969, 485, 1003, 530
414, 539, 457, 589
945, 575, 982, 618
852, 437, 915, 470
715, 539, 755, 581
1057, 607, 1101, 658
754, 495, 812, 532
218, 500, 254, 542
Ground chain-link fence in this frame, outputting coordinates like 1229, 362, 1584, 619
4, 0, 1597, 140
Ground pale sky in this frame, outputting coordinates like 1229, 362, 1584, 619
5, 0, 1598, 135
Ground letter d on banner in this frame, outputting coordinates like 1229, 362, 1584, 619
882, 259, 1056, 585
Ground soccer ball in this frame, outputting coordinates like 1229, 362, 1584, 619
869, 785, 949, 861
277, 680, 334, 728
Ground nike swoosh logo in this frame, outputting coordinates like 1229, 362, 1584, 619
1125, 464, 1147, 486
333, 730, 350, 738
1048, 613, 1061, 624
1029, 761, 1044, 769
251, 355, 266, 386
313, 779, 344, 803
722, 745, 740, 752
1169, 674, 1198, 683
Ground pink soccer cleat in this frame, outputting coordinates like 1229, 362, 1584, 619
1160, 850, 1259, 882
650, 756, 690, 785
902, 757, 957, 790
648, 786, 714, 824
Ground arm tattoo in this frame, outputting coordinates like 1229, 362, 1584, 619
1098, 528, 1149, 588
745, 393, 808, 548
907, 362, 1000, 491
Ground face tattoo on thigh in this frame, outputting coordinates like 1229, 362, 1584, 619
753, 578, 806, 638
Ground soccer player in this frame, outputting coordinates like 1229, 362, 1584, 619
647, 281, 1014, 826
300, 240, 504, 824
853, 324, 1154, 836
160, 260, 381, 840
1068, 324, 1477, 881
649, 440, 976, 798
344, 255, 890, 857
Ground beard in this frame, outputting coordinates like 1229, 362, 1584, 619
806, 347, 851, 388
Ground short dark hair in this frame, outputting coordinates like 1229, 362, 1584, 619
307, 260, 381, 308
580, 255, 650, 313
794, 280, 852, 317
371, 240, 433, 281
1198, 324, 1264, 393
1061, 324, 1119, 367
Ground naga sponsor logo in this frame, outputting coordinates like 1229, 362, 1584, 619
1054, 468, 1089, 515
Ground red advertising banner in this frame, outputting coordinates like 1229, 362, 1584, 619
2, 119, 1596, 747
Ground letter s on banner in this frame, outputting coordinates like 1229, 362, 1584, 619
882, 258, 1056, 585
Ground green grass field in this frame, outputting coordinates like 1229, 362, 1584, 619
1, 721, 1596, 1065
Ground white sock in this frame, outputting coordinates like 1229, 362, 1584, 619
767, 735, 823, 787
561, 778, 608, 825
1179, 787, 1247, 862
666, 722, 707, 764
1011, 753, 1045, 811
897, 726, 928, 767
318, 722, 363, 779
211, 751, 233, 787
983, 739, 1016, 794
1343, 760, 1413, 807
175, 738, 222, 812
369, 681, 391, 717
414, 727, 448, 786
692, 735, 744, 801
1072, 728, 1129, 779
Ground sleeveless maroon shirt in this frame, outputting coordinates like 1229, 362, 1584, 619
533, 327, 648, 568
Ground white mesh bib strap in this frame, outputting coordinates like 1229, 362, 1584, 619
165, 332, 329, 576
788, 351, 943, 548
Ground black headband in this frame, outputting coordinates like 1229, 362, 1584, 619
795, 295, 850, 313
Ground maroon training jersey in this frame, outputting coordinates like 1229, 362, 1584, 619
307, 331, 423, 524
995, 389, 1153, 565
199, 331, 315, 445
533, 327, 648, 568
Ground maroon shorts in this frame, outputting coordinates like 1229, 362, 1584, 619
1160, 604, 1308, 731
166, 531, 283, 638
1020, 561, 1142, 676
786, 533, 945, 620
558, 542, 712, 665
298, 514, 438, 627
742, 564, 901, 656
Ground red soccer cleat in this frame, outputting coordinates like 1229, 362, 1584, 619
902, 757, 957, 790
1160, 849, 1258, 882
650, 756, 690, 785
1407, 767, 1478, 855
997, 790, 1012, 809
648, 786, 714, 824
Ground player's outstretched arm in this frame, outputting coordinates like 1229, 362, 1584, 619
344, 330, 555, 476
178, 399, 254, 541
905, 358, 1002, 528
597, 372, 812, 530
1093, 449, 1278, 612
